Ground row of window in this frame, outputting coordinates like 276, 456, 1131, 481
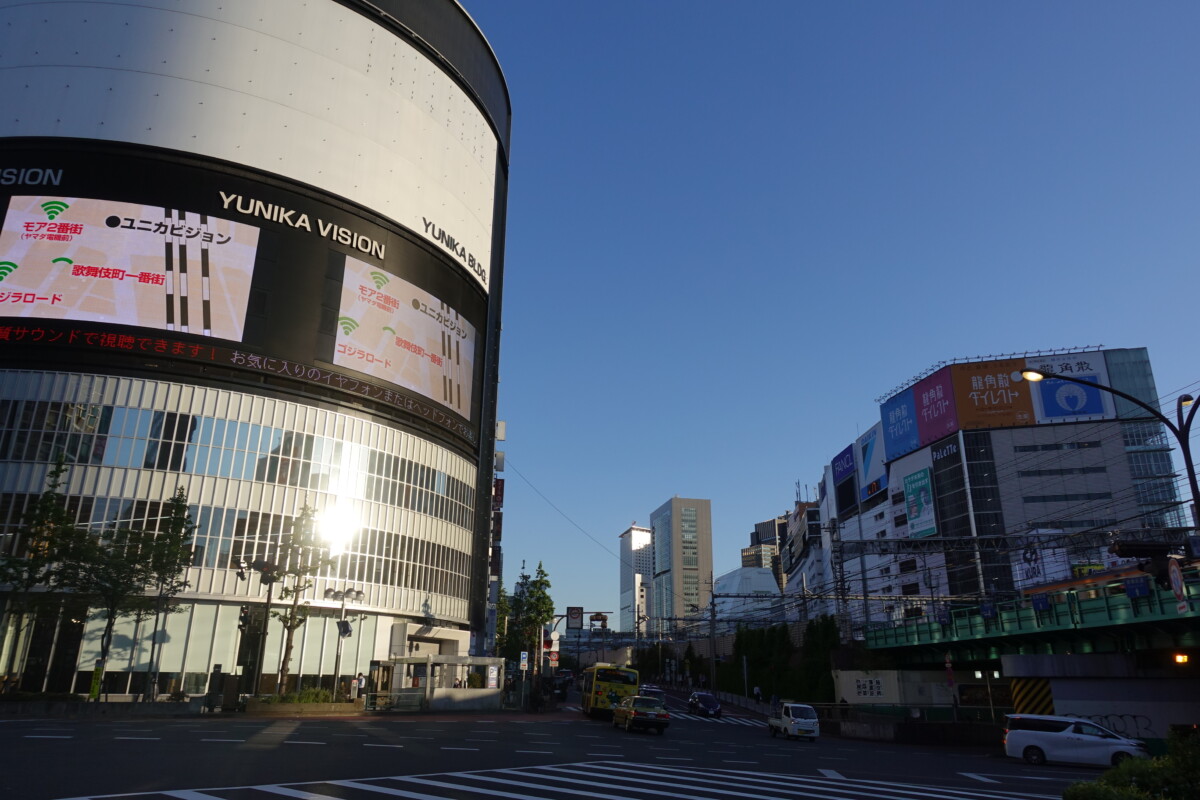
1023, 492, 1114, 504
0, 399, 476, 530
1017, 467, 1107, 478
1013, 440, 1101, 452
0, 491, 473, 600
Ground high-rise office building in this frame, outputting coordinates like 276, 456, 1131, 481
619, 524, 653, 633
649, 497, 713, 633
0, 0, 509, 695
749, 515, 786, 590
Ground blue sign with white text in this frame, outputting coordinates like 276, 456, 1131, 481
881, 388, 919, 461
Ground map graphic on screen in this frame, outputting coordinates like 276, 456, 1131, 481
0, 195, 260, 340
334, 255, 476, 417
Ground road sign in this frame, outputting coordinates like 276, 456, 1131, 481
548, 651, 559, 664
1168, 558, 1188, 614
1169, 558, 1185, 600
520, 650, 528, 671
566, 606, 583, 630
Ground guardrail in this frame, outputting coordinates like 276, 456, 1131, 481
866, 572, 1195, 649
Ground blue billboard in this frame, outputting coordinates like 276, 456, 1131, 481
881, 387, 919, 461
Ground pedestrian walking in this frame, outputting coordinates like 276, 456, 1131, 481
753, 685, 762, 703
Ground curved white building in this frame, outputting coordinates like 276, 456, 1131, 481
0, 0, 509, 697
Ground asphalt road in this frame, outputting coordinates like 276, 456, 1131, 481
0, 704, 1110, 800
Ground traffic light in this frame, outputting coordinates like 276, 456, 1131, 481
250, 560, 279, 584
238, 605, 250, 631
337, 620, 353, 638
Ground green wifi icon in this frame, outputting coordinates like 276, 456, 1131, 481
41, 200, 70, 220
0, 261, 18, 282
338, 316, 359, 335
370, 271, 389, 289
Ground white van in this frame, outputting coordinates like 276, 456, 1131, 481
1003, 714, 1149, 767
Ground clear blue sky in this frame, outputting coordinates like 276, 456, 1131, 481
461, 1, 1200, 626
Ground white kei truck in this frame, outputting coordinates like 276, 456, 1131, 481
767, 700, 821, 741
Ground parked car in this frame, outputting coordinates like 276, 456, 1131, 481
1003, 714, 1149, 767
687, 691, 721, 717
767, 700, 820, 741
612, 694, 670, 734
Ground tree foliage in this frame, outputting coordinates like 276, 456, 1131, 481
137, 488, 196, 699
273, 506, 334, 694
0, 464, 196, 699
501, 562, 554, 671
0, 460, 74, 680
495, 584, 512, 657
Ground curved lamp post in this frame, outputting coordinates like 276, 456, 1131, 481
1020, 368, 1198, 526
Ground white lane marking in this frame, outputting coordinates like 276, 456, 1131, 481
201, 738, 245, 742
283, 740, 325, 745
961, 772, 1001, 783
441, 746, 479, 751
818, 769, 846, 779
515, 749, 554, 753
115, 737, 160, 740
25, 735, 73, 739
363, 743, 404, 748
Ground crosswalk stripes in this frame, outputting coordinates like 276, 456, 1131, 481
57, 760, 1063, 800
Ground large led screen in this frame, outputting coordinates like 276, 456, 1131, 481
0, 195, 259, 340
335, 255, 476, 417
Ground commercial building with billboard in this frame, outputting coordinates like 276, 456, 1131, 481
801, 348, 1186, 637
0, 0, 509, 697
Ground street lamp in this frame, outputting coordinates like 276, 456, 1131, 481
325, 587, 364, 700
1020, 368, 1198, 526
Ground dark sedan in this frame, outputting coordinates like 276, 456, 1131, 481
687, 691, 721, 717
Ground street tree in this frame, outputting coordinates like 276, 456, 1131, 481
495, 584, 512, 658
138, 487, 197, 700
0, 460, 75, 687
54, 522, 158, 700
507, 562, 554, 674
274, 506, 333, 695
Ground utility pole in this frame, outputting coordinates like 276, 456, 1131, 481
707, 594, 717, 691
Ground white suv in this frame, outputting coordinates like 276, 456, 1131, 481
1003, 714, 1149, 767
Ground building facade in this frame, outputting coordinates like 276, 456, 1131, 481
649, 497, 713, 636
788, 348, 1188, 639
618, 523, 653, 633
0, 0, 510, 697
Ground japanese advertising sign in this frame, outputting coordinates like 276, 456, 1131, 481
951, 358, 1035, 429
857, 422, 888, 502
335, 255, 476, 417
914, 367, 958, 447
904, 468, 936, 538
1023, 353, 1114, 422
881, 387, 920, 462
0, 195, 259, 340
